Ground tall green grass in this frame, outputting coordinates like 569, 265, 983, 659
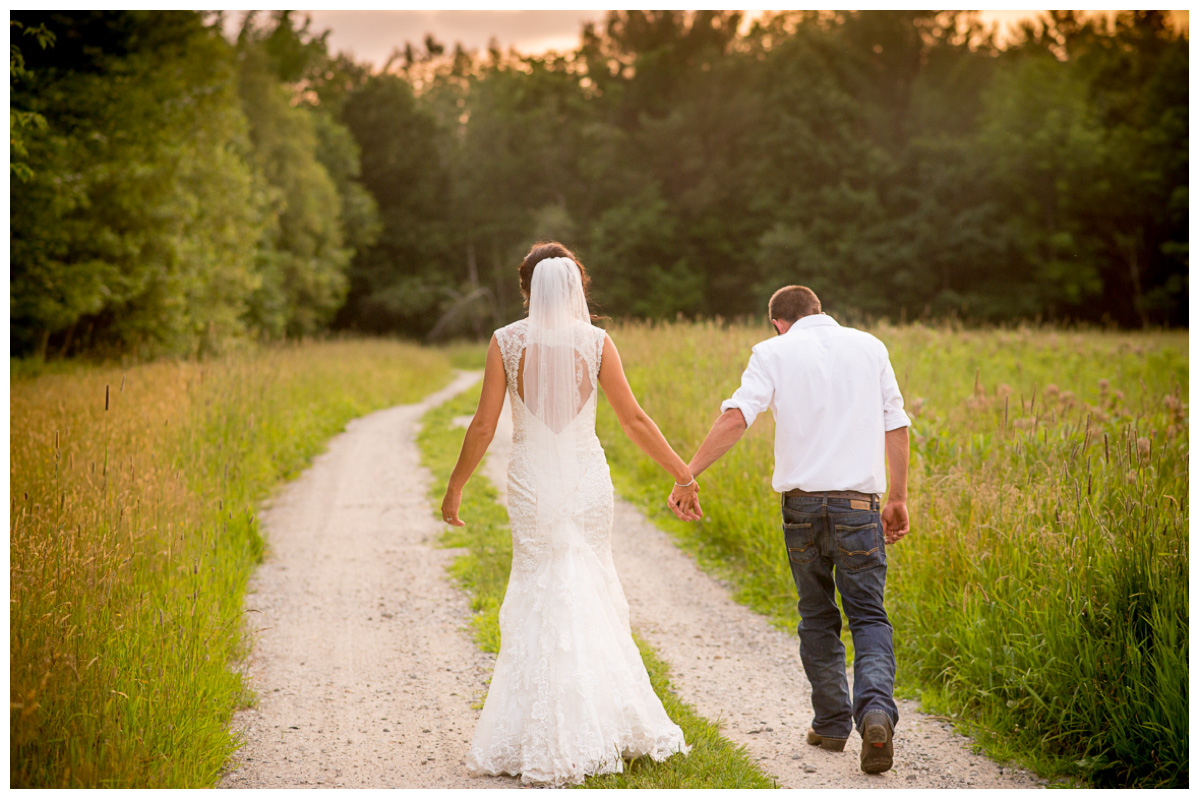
418, 385, 777, 788
595, 319, 1188, 788
10, 340, 452, 787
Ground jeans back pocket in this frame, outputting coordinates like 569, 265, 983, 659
833, 518, 885, 572
784, 521, 818, 566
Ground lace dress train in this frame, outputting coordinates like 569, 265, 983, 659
465, 318, 689, 786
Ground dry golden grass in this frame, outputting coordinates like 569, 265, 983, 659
10, 340, 451, 787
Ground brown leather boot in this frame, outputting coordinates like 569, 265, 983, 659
806, 728, 848, 752
859, 710, 893, 773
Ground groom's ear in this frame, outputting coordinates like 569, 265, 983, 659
771, 318, 795, 335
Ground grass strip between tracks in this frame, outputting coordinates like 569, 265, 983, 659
418, 383, 778, 789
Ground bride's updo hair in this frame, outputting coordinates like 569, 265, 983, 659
519, 241, 592, 306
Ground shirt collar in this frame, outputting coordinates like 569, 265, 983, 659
787, 313, 839, 334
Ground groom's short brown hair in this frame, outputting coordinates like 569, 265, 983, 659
769, 285, 821, 323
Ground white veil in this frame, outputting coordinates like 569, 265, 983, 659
523, 256, 594, 540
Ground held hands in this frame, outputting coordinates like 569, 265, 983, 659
881, 500, 909, 544
441, 488, 465, 527
667, 479, 703, 522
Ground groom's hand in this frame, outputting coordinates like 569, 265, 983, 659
668, 481, 703, 522
881, 500, 909, 544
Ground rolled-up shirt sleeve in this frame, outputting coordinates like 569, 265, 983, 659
879, 346, 911, 431
721, 349, 773, 429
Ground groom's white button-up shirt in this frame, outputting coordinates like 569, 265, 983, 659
720, 314, 910, 495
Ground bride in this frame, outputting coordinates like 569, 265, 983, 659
439, 241, 700, 786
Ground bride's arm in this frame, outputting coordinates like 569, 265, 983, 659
597, 333, 701, 520
441, 336, 506, 526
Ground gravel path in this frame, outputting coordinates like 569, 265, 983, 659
221, 374, 1041, 789
219, 371, 507, 789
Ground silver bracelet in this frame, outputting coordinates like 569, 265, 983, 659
674, 477, 695, 488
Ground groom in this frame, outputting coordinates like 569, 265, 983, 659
669, 285, 910, 774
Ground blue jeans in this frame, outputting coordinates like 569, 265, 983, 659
782, 494, 899, 739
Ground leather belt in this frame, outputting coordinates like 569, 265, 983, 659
783, 488, 879, 502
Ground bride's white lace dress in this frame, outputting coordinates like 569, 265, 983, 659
465, 316, 689, 786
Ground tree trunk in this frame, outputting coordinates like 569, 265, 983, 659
467, 241, 479, 287
467, 242, 482, 338
1119, 228, 1150, 328
57, 322, 77, 359
492, 239, 508, 323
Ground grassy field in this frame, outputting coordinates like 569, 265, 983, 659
594, 319, 1188, 789
11, 324, 1186, 788
418, 386, 777, 788
10, 340, 452, 788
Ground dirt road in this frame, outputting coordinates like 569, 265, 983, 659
220, 371, 506, 788
221, 376, 1040, 789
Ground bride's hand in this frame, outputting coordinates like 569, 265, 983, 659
441, 488, 465, 527
668, 480, 703, 522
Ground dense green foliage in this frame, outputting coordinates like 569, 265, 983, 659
418, 385, 777, 788
594, 320, 1188, 788
333, 10, 1187, 336
9, 11, 378, 358
10, 342, 451, 787
9, 20, 55, 181
11, 11, 1187, 359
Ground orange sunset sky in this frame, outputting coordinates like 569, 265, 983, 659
240, 9, 1189, 67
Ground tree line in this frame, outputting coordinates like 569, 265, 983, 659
10, 10, 1188, 358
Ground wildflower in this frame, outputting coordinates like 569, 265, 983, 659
1137, 437, 1151, 458
1098, 379, 1110, 393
